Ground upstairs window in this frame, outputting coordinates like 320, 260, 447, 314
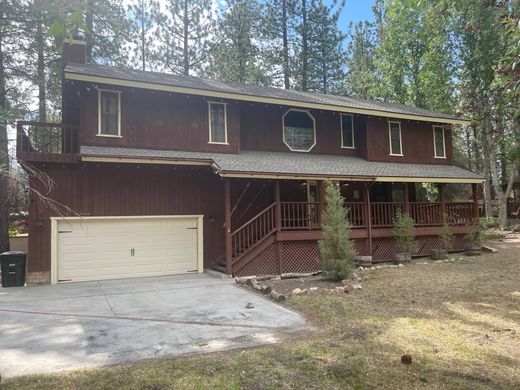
283, 109, 316, 152
208, 102, 228, 144
340, 113, 355, 148
388, 121, 403, 156
433, 126, 446, 158
98, 90, 121, 137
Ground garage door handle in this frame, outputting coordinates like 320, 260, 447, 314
186, 227, 197, 230
130, 248, 135, 256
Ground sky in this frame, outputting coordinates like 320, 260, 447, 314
338, 0, 375, 28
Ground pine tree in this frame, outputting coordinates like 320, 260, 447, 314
343, 21, 378, 99
319, 181, 356, 281
306, 0, 346, 94
156, 0, 214, 76
128, 0, 158, 71
263, 0, 298, 88
208, 0, 269, 85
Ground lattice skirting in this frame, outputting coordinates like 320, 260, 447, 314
234, 243, 279, 277
372, 234, 467, 262
233, 235, 467, 276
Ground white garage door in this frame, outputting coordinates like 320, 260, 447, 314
55, 216, 202, 283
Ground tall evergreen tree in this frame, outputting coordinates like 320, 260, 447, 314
263, 0, 298, 88
306, 0, 346, 94
128, 0, 158, 72
208, 0, 269, 85
343, 21, 378, 99
156, 0, 214, 76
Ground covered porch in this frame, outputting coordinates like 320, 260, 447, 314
222, 178, 481, 276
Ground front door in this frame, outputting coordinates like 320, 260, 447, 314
307, 180, 320, 228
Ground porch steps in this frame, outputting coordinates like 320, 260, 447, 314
232, 233, 276, 274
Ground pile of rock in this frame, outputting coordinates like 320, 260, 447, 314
235, 276, 286, 301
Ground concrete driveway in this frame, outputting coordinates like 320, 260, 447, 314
0, 274, 309, 378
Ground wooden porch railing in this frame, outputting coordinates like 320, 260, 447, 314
280, 201, 476, 230
231, 202, 277, 258
16, 121, 79, 155
371, 202, 405, 227
281, 202, 320, 230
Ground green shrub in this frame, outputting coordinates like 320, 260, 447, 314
393, 210, 418, 254
439, 216, 454, 251
319, 181, 357, 280
480, 216, 501, 229
8, 221, 19, 237
465, 219, 482, 246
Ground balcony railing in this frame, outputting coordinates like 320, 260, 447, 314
281, 201, 476, 230
16, 121, 79, 156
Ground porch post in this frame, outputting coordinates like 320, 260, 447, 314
364, 183, 373, 255
224, 178, 232, 275
438, 183, 446, 221
275, 181, 282, 231
404, 182, 410, 214
472, 183, 480, 220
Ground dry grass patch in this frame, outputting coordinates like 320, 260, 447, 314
2, 238, 520, 389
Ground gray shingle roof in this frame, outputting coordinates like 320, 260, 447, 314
66, 63, 467, 124
80, 146, 483, 182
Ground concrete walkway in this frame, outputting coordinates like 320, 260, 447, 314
0, 274, 309, 378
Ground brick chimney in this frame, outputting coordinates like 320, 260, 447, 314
62, 39, 87, 65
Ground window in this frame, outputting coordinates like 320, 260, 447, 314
388, 121, 403, 156
340, 113, 355, 148
98, 90, 121, 136
283, 109, 316, 152
208, 102, 227, 144
433, 126, 446, 158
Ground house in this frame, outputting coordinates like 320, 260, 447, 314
16, 40, 484, 285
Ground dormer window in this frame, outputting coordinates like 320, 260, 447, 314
433, 126, 446, 158
283, 109, 316, 152
388, 121, 403, 156
98, 90, 121, 137
340, 113, 355, 149
208, 101, 228, 144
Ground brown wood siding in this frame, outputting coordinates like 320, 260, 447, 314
76, 82, 239, 153
365, 117, 453, 164
239, 103, 365, 156
27, 163, 226, 273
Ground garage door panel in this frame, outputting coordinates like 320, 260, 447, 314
57, 217, 200, 282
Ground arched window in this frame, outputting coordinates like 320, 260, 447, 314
282, 109, 316, 152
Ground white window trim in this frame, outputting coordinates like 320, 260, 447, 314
208, 101, 229, 145
388, 121, 403, 156
282, 108, 317, 152
340, 113, 355, 149
97, 88, 122, 137
433, 125, 447, 159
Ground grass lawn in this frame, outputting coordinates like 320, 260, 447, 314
2, 237, 520, 389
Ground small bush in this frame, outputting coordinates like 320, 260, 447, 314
319, 181, 357, 281
466, 219, 482, 246
439, 216, 454, 251
393, 210, 418, 254
480, 216, 501, 229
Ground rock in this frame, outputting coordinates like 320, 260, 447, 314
358, 266, 364, 271
292, 288, 303, 295
398, 264, 404, 267
335, 286, 345, 291
352, 273, 358, 278
352, 284, 362, 290
481, 246, 498, 253
245, 302, 254, 309
302, 288, 309, 294
309, 287, 319, 292
341, 279, 353, 286
343, 285, 353, 293
401, 354, 412, 364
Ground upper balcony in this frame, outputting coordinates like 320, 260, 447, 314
16, 121, 80, 163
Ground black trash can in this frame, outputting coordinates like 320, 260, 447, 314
1, 251, 27, 287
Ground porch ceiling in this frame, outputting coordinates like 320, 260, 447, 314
80, 146, 484, 184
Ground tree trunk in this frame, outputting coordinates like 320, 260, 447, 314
140, 0, 146, 71
85, 0, 94, 63
0, 31, 10, 254
36, 1, 47, 123
282, 0, 290, 89
183, 0, 189, 76
301, 0, 308, 91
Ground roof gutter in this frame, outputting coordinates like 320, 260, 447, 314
65, 72, 470, 126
